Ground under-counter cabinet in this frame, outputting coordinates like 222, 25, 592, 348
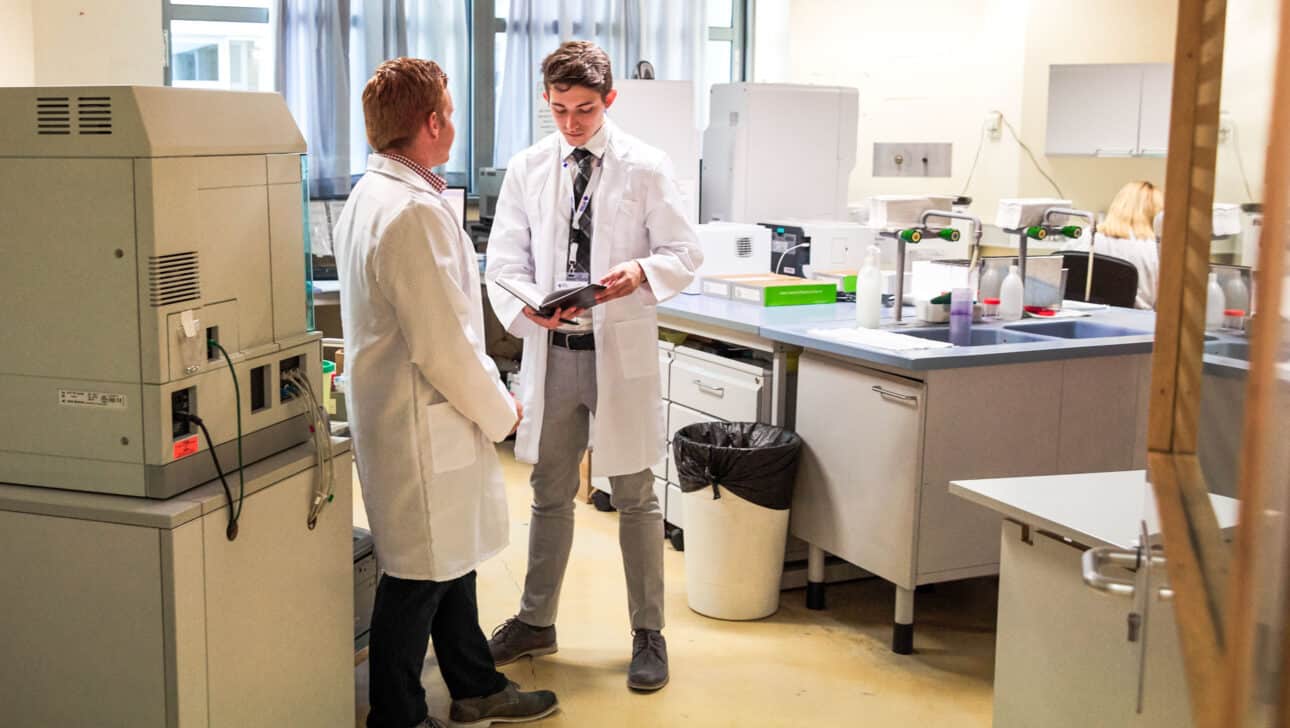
792, 350, 1153, 653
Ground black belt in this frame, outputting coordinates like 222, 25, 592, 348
551, 331, 595, 350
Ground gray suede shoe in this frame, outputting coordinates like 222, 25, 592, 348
488, 617, 558, 667
627, 630, 669, 691
448, 681, 559, 727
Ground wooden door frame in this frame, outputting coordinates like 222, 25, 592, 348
1149, 0, 1290, 725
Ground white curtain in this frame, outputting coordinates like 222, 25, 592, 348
276, 0, 352, 197
493, 0, 706, 166
406, 0, 471, 181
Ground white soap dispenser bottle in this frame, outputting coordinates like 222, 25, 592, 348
999, 264, 1025, 322
1206, 272, 1226, 329
855, 245, 883, 329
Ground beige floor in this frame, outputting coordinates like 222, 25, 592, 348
354, 444, 997, 727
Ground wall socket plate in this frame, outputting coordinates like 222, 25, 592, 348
873, 142, 953, 178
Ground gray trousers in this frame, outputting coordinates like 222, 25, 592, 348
518, 345, 665, 632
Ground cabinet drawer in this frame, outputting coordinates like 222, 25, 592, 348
666, 402, 723, 485
669, 351, 767, 421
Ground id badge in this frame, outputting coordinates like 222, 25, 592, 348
558, 274, 589, 288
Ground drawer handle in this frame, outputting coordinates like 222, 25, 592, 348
694, 380, 726, 398
872, 385, 917, 403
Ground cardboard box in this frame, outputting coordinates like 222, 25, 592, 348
727, 274, 838, 307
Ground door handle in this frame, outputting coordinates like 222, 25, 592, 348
694, 380, 725, 398
871, 385, 917, 403
1082, 546, 1138, 597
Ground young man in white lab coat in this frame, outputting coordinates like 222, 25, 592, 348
485, 41, 702, 692
333, 58, 559, 728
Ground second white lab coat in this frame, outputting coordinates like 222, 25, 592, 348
334, 155, 517, 581
486, 122, 702, 477
1065, 232, 1160, 309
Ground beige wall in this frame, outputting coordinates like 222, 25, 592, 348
774, 0, 1030, 219
759, 0, 1280, 220
1016, 0, 1177, 212
31, 0, 162, 86
0, 0, 35, 86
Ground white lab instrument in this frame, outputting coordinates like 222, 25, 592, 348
610, 79, 700, 223
855, 245, 883, 329
999, 265, 1025, 321
702, 83, 858, 224
0, 86, 321, 498
688, 222, 772, 294
995, 198, 1074, 229
867, 195, 954, 228
757, 219, 870, 278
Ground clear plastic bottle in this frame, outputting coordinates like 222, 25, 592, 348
1224, 274, 1250, 314
855, 245, 883, 329
1206, 272, 1226, 330
979, 262, 1005, 300
999, 264, 1024, 322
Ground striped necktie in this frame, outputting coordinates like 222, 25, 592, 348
569, 147, 595, 277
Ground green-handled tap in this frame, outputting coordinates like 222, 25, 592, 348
1024, 225, 1048, 240
896, 228, 922, 243
931, 227, 961, 242
1052, 225, 1083, 239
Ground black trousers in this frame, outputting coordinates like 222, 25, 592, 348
367, 570, 509, 728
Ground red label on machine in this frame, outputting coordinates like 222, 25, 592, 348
173, 436, 200, 460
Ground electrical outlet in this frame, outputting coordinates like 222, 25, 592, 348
986, 111, 1003, 140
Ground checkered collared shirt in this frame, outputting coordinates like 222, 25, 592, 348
379, 152, 447, 193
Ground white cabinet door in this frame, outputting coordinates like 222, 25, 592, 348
1137, 63, 1173, 157
1046, 64, 1144, 157
789, 353, 925, 588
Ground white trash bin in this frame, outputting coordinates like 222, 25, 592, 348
683, 486, 791, 620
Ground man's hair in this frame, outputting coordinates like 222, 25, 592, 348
361, 57, 449, 152
541, 41, 613, 98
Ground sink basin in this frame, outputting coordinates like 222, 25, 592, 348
1003, 320, 1150, 339
903, 328, 1054, 346
1205, 341, 1251, 360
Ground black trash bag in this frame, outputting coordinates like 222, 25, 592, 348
672, 422, 803, 510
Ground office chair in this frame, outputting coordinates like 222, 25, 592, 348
1054, 251, 1140, 308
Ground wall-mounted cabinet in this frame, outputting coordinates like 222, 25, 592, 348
1046, 63, 1172, 158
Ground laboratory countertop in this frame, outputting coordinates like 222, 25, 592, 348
0, 437, 351, 530
949, 470, 1240, 550
659, 294, 1255, 374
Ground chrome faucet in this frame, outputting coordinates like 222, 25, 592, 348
1043, 208, 1098, 301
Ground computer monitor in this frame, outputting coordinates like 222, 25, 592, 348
443, 186, 467, 230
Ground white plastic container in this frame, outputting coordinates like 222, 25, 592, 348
1206, 272, 1226, 329
979, 262, 1006, 300
855, 245, 883, 329
999, 264, 1025, 321
683, 488, 790, 620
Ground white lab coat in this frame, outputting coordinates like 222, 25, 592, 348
1065, 232, 1160, 309
486, 122, 702, 477
334, 155, 517, 581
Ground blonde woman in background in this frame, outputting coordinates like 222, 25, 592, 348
1068, 180, 1165, 309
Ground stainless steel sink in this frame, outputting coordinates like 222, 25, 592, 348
903, 327, 1055, 346
1205, 341, 1251, 360
1003, 320, 1150, 339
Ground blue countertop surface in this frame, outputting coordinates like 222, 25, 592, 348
659, 292, 1251, 374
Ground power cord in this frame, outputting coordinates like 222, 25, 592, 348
177, 412, 240, 540
208, 340, 246, 534
960, 111, 1065, 200
284, 368, 335, 529
1229, 121, 1257, 202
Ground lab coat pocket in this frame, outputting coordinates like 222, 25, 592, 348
426, 402, 480, 474
612, 200, 643, 253
613, 318, 658, 380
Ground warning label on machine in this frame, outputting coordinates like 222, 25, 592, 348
173, 436, 200, 460
59, 390, 128, 409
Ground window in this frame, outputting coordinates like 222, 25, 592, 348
163, 2, 274, 91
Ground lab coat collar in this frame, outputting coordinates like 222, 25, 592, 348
558, 118, 613, 162
365, 153, 442, 196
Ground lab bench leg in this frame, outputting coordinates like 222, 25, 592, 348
806, 544, 827, 610
892, 585, 915, 655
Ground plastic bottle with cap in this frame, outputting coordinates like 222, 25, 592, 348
855, 245, 883, 329
1206, 272, 1226, 330
999, 264, 1024, 322
979, 263, 1005, 300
